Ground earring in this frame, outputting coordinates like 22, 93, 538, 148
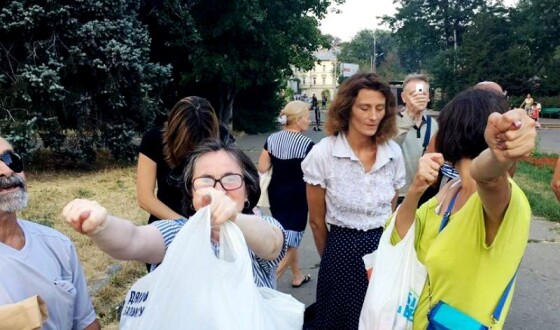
244, 200, 250, 209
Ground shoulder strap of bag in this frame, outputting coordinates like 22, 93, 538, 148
437, 189, 519, 326
422, 115, 432, 155
491, 267, 518, 325
438, 188, 459, 232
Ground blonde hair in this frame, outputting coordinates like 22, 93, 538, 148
279, 101, 309, 126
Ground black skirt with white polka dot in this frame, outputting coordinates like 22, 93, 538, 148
314, 225, 383, 330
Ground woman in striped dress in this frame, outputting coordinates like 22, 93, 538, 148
258, 101, 315, 287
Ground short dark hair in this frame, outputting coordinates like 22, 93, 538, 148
435, 88, 509, 164
182, 139, 260, 217
325, 72, 397, 143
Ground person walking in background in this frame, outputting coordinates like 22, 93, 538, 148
552, 157, 560, 202
63, 139, 287, 289
258, 101, 315, 288
302, 73, 405, 329
311, 93, 321, 131
394, 88, 535, 329
136, 96, 219, 224
0, 136, 100, 330
531, 102, 542, 128
519, 93, 534, 115
395, 74, 438, 205
322, 94, 328, 110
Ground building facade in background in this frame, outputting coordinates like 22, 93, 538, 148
289, 48, 339, 101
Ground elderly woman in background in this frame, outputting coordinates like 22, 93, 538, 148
394, 88, 536, 329
302, 72, 405, 329
258, 101, 315, 288
63, 139, 288, 289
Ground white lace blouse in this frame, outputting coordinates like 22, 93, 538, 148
302, 134, 405, 231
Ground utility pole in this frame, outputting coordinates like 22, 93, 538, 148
373, 33, 377, 73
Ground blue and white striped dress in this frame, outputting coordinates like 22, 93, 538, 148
264, 130, 314, 247
150, 215, 287, 289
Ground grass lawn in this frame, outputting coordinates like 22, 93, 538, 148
515, 159, 560, 222
20, 166, 147, 329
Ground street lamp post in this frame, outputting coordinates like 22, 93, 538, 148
370, 33, 383, 73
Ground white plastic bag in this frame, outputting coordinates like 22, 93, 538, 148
359, 211, 428, 330
257, 168, 272, 208
120, 206, 303, 329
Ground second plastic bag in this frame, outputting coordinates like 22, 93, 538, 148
359, 211, 428, 330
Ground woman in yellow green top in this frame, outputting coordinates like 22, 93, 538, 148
394, 88, 537, 329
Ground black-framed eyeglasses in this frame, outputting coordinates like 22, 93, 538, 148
0, 151, 24, 173
192, 173, 244, 191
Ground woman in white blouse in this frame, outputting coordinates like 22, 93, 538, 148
302, 72, 405, 329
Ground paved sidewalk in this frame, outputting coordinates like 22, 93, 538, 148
236, 122, 560, 329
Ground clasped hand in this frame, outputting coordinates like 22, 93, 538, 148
485, 108, 536, 162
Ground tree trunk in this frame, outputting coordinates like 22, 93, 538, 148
217, 87, 238, 129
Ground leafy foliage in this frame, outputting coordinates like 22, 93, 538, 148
337, 29, 404, 81
138, 0, 342, 125
382, 0, 560, 106
0, 0, 170, 165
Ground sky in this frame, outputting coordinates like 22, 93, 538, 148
319, 0, 518, 42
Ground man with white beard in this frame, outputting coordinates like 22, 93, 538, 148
0, 137, 100, 330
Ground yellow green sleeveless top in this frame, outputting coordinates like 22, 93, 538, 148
392, 180, 530, 329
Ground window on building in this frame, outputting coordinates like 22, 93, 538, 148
303, 77, 306, 85
313, 77, 316, 85
323, 65, 326, 72
322, 76, 326, 85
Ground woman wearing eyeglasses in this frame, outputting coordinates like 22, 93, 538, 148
63, 139, 287, 289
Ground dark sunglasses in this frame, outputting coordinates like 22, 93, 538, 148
0, 152, 24, 173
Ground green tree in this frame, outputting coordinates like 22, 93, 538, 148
337, 29, 403, 80
512, 0, 560, 95
139, 0, 343, 125
383, 0, 494, 100
0, 0, 170, 162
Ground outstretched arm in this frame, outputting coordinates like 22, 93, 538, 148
471, 109, 536, 234
62, 199, 166, 264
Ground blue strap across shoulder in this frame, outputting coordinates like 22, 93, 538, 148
437, 189, 518, 324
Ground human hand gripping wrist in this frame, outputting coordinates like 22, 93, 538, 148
61, 199, 109, 236
485, 108, 536, 164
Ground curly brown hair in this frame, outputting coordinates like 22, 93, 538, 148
325, 72, 397, 144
